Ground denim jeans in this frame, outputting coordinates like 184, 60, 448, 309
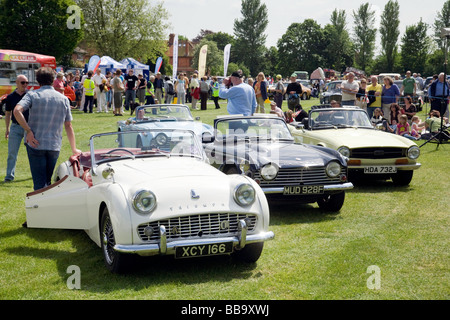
26, 145, 60, 190
5, 123, 25, 181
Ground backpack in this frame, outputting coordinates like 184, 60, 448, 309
167, 82, 175, 95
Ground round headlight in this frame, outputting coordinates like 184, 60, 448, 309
234, 183, 256, 207
326, 161, 341, 178
407, 146, 420, 160
132, 190, 157, 214
260, 163, 279, 181
338, 146, 351, 158
155, 133, 168, 146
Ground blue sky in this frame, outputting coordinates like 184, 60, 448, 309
162, 0, 445, 52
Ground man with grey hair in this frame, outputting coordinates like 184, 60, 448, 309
428, 72, 450, 118
4, 75, 29, 182
340, 72, 359, 106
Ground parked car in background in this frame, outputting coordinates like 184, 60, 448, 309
203, 115, 353, 213
117, 105, 214, 143
320, 80, 342, 104
288, 106, 421, 186
25, 129, 274, 273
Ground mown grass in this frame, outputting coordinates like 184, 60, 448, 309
0, 98, 448, 300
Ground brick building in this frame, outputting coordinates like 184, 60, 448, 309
166, 34, 196, 76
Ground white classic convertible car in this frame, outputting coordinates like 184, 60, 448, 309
289, 107, 421, 186
24, 129, 274, 273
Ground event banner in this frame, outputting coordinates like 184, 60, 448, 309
172, 34, 178, 80
88, 55, 100, 72
198, 45, 208, 78
223, 44, 231, 77
155, 57, 163, 74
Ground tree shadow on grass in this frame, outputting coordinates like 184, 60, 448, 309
2, 226, 260, 295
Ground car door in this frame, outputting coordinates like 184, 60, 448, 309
25, 175, 90, 230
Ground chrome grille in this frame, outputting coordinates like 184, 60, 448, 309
138, 213, 257, 242
351, 148, 405, 159
255, 166, 345, 188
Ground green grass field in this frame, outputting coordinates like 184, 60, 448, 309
0, 97, 448, 300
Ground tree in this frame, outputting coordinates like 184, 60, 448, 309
233, 0, 268, 75
0, 0, 83, 62
401, 19, 430, 74
277, 20, 325, 77
323, 9, 354, 73
380, 0, 400, 71
352, 3, 377, 73
434, 0, 450, 50
77, 0, 169, 62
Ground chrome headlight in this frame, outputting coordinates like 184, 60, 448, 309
325, 161, 341, 178
407, 146, 420, 160
132, 190, 157, 214
337, 146, 351, 158
234, 183, 256, 207
260, 163, 279, 181
155, 133, 168, 146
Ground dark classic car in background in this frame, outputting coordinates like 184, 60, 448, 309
202, 115, 353, 213
320, 80, 342, 104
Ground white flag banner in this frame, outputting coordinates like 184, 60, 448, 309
172, 34, 178, 80
223, 44, 231, 77
198, 45, 208, 78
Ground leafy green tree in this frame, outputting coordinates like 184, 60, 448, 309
0, 0, 84, 61
400, 19, 430, 74
323, 9, 354, 73
77, 0, 169, 62
277, 20, 325, 77
233, 0, 268, 75
380, 0, 400, 72
434, 0, 450, 50
352, 3, 376, 73
205, 32, 235, 51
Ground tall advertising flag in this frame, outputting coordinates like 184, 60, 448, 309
155, 57, 163, 74
172, 34, 178, 80
198, 45, 208, 78
223, 44, 231, 77
88, 55, 101, 72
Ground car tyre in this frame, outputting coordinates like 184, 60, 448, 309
391, 170, 413, 186
317, 192, 345, 213
101, 207, 133, 273
232, 242, 264, 263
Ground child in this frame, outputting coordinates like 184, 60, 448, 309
397, 114, 417, 140
410, 115, 422, 139
371, 108, 384, 126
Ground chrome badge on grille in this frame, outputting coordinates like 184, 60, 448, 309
191, 189, 200, 199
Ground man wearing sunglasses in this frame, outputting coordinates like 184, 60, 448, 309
4, 75, 29, 182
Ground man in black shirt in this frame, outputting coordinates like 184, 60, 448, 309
123, 69, 138, 111
285, 74, 303, 111
154, 72, 164, 104
4, 75, 29, 182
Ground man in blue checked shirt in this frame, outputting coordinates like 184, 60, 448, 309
14, 67, 81, 191
428, 73, 450, 118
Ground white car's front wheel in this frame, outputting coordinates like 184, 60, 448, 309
101, 207, 133, 273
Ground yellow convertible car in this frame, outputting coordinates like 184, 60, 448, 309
288, 107, 421, 186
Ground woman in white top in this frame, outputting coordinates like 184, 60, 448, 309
175, 73, 186, 104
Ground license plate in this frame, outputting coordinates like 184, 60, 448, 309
175, 242, 233, 259
364, 166, 397, 174
283, 185, 324, 195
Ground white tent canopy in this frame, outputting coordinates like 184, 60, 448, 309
119, 58, 150, 71
310, 67, 325, 80
99, 56, 127, 69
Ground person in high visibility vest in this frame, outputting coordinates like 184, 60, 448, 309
211, 76, 220, 109
145, 75, 155, 105
83, 71, 95, 113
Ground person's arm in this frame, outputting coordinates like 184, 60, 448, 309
64, 121, 80, 155
4, 111, 11, 139
13, 104, 38, 148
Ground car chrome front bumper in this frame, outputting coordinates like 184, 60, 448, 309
114, 219, 274, 257
261, 182, 354, 194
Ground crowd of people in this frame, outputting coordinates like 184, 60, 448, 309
2, 65, 450, 188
